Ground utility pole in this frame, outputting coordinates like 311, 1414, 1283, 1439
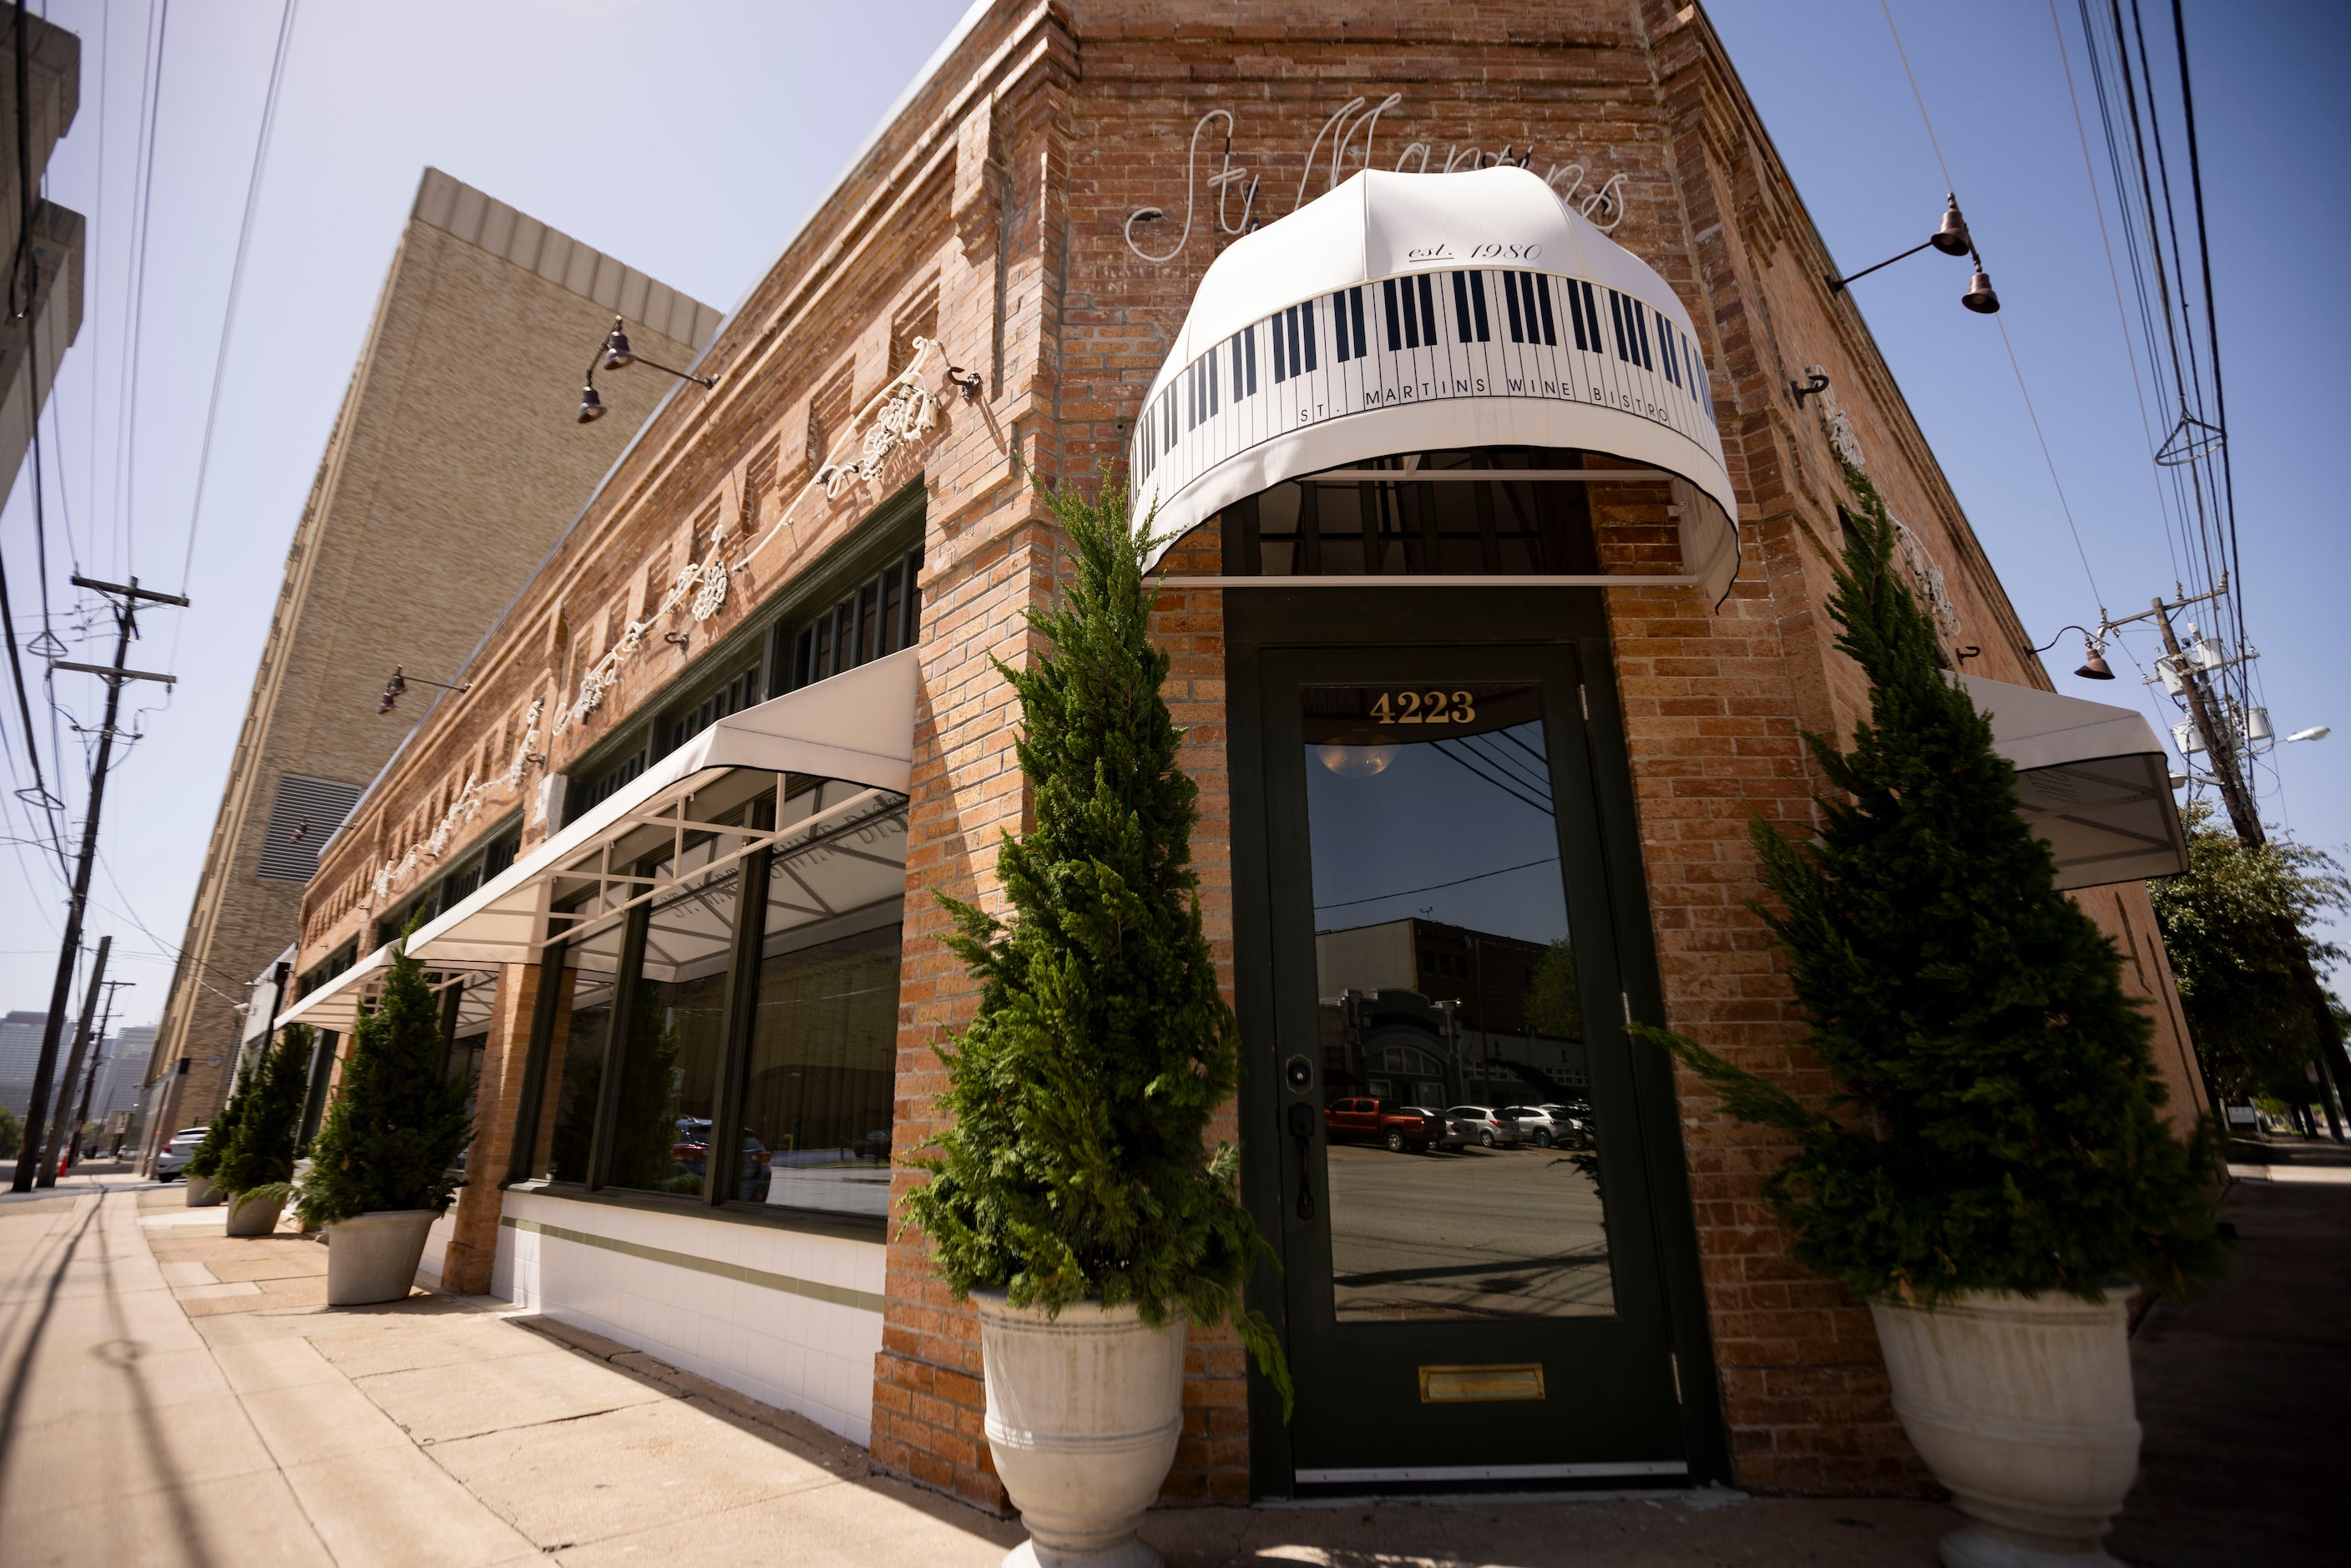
12, 574, 185, 1193
71, 978, 134, 1161
2145, 595, 2351, 1124
34, 934, 107, 1186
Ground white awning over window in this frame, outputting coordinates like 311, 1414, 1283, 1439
377, 647, 919, 977
1130, 166, 1739, 597
1958, 673, 2189, 891
273, 943, 497, 1035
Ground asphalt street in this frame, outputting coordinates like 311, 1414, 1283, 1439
1324, 1141, 1614, 1320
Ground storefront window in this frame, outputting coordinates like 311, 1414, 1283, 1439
516, 772, 909, 1222
606, 851, 741, 1196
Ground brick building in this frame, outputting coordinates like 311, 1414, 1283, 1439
144, 169, 716, 1148
277, 0, 2203, 1506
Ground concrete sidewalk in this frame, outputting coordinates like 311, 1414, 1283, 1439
0, 1185, 1961, 1566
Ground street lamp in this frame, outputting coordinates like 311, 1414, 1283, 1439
2030, 625, 2116, 681
576, 315, 715, 424
1828, 195, 2000, 315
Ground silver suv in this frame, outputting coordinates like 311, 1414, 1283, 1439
1445, 1105, 1525, 1149
154, 1127, 207, 1180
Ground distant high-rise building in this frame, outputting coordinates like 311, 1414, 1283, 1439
0, 1010, 51, 1118
88, 1024, 155, 1121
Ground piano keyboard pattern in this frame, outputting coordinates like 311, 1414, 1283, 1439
1133, 268, 1717, 510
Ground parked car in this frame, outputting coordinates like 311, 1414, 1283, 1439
154, 1127, 208, 1180
1538, 1103, 1595, 1149
1402, 1105, 1476, 1152
1500, 1105, 1585, 1148
1322, 1097, 1436, 1153
1445, 1105, 1526, 1148
671, 1119, 771, 1191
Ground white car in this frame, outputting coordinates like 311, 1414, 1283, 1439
1445, 1105, 1525, 1149
1502, 1104, 1585, 1149
1538, 1103, 1594, 1149
154, 1127, 208, 1180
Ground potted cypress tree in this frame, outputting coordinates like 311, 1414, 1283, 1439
903, 483, 1288, 1568
218, 1025, 315, 1237
1646, 474, 2224, 1568
183, 1071, 251, 1208
294, 940, 472, 1305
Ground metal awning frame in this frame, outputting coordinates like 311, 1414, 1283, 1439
470, 780, 905, 968
1160, 467, 1740, 597
275, 943, 500, 1035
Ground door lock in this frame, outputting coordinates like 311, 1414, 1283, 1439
1286, 1100, 1317, 1222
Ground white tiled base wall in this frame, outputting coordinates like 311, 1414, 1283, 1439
491, 1189, 885, 1447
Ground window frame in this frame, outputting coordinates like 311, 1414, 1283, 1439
506, 780, 908, 1240
559, 478, 926, 829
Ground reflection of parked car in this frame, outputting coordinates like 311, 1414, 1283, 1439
1323, 1097, 1436, 1153
672, 1119, 770, 1189
1403, 1106, 1474, 1152
1446, 1105, 1525, 1148
1537, 1103, 1594, 1148
1500, 1105, 1585, 1148
154, 1128, 207, 1180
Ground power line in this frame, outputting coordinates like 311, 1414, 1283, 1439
1878, 1, 2106, 609
1315, 855, 1560, 915
107, 0, 164, 579
174, 0, 296, 596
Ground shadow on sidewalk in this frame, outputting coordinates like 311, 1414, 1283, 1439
2110, 1174, 2351, 1567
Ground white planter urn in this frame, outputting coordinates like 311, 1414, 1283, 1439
224, 1191, 286, 1237
324, 1210, 437, 1306
974, 1290, 1187, 1568
1871, 1288, 2141, 1568
185, 1172, 221, 1206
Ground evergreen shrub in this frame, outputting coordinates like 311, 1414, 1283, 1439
1644, 471, 2225, 1305
186, 1067, 254, 1182
218, 1024, 314, 1198
296, 939, 472, 1227
902, 481, 1291, 1412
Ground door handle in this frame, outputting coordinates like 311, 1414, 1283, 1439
1286, 1100, 1317, 1222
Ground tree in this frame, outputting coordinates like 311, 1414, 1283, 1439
1525, 937, 1583, 1044
217, 1025, 314, 1197
2149, 802, 2350, 1104
1646, 470, 2225, 1305
296, 940, 472, 1227
902, 480, 1290, 1412
0, 1105, 21, 1161
187, 1063, 257, 1183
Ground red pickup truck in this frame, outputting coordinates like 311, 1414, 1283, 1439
1323, 1097, 1436, 1153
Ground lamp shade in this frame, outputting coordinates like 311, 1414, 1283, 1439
576, 384, 606, 423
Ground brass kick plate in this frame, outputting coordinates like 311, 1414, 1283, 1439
1418, 1363, 1547, 1404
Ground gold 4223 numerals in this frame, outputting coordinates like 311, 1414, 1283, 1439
1368, 689, 1476, 726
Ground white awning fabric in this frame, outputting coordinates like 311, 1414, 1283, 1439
1959, 673, 2189, 890
274, 943, 498, 1036
371, 644, 912, 973
380, 648, 919, 977
1130, 166, 1739, 597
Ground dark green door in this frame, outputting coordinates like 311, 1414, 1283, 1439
1255, 640, 1688, 1490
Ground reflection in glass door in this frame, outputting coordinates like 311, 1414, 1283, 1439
1257, 648, 1686, 1490
1303, 682, 1613, 1327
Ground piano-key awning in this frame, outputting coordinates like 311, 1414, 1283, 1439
1959, 672, 2189, 890
274, 943, 498, 1035
382, 648, 918, 975
1130, 165, 1738, 596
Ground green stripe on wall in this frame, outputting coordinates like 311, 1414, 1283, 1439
502, 1215, 886, 1314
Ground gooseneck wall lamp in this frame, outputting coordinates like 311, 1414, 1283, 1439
1828, 195, 2000, 316
2029, 625, 2117, 681
577, 316, 716, 424
378, 665, 473, 715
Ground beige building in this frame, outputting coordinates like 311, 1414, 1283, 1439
144, 169, 717, 1141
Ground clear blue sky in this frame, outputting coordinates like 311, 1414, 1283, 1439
3, 0, 2344, 1026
